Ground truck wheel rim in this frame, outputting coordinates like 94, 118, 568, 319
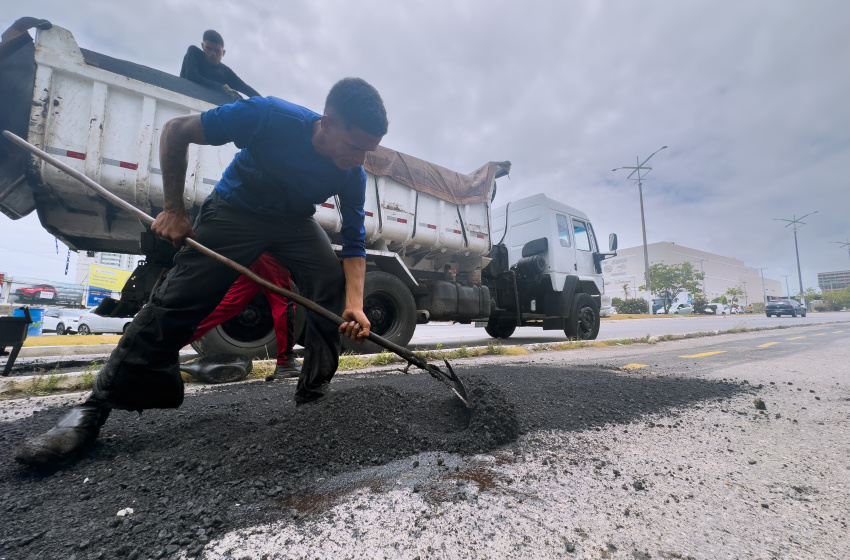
576, 306, 597, 338
365, 293, 396, 336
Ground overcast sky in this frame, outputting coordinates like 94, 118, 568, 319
1, 0, 848, 294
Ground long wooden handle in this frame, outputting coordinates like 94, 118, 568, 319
2, 130, 354, 335
3, 129, 469, 404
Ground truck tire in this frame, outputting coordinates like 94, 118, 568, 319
485, 319, 516, 339
342, 271, 416, 354
564, 293, 600, 340
191, 284, 306, 361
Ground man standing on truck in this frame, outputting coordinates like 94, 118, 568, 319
180, 29, 298, 377
180, 30, 260, 102
14, 77, 388, 467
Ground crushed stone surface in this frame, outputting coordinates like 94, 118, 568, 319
1, 329, 848, 559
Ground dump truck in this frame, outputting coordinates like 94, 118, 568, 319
0, 20, 616, 359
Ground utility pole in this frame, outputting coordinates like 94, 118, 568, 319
613, 145, 667, 313
774, 211, 818, 303
781, 274, 792, 298
756, 267, 768, 303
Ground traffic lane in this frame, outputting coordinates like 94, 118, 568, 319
599, 324, 848, 378
408, 312, 850, 350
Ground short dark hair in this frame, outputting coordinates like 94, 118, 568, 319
202, 30, 224, 46
325, 78, 388, 137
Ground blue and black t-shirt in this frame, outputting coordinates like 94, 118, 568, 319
200, 97, 367, 259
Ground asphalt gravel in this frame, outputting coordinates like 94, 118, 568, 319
2, 327, 847, 559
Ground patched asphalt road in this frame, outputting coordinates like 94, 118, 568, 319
1, 323, 848, 559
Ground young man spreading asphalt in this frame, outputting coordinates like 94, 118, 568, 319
14, 78, 388, 467
180, 30, 260, 101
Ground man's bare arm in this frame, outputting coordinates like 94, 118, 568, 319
339, 257, 370, 342
155, 114, 209, 247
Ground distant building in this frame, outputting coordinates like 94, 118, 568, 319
602, 242, 783, 303
817, 270, 850, 291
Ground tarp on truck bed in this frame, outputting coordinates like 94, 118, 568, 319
365, 147, 510, 205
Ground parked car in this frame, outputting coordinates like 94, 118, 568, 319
765, 299, 806, 318
702, 303, 731, 315
42, 307, 82, 334
655, 303, 693, 315
14, 284, 58, 302
76, 311, 134, 335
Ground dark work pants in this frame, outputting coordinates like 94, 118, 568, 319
88, 191, 345, 411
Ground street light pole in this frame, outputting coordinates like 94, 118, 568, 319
774, 211, 818, 303
613, 145, 668, 313
756, 267, 768, 303
781, 274, 792, 298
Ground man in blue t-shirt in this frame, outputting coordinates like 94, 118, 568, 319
15, 78, 388, 467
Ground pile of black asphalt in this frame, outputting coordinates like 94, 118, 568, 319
0, 361, 749, 559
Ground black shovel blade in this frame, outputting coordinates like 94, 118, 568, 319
181, 354, 253, 384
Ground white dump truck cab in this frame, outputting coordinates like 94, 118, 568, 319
480, 194, 617, 340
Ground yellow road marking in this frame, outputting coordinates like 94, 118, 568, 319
758, 342, 780, 348
679, 351, 727, 358
621, 364, 648, 370
815, 333, 826, 336
787, 336, 805, 340
834, 330, 844, 333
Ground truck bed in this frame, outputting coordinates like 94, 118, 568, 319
1, 22, 509, 268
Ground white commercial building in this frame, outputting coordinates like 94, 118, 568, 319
602, 242, 783, 305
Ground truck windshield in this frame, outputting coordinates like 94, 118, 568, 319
572, 219, 591, 251
556, 214, 571, 247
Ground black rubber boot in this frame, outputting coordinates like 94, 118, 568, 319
267, 354, 302, 381
14, 404, 111, 466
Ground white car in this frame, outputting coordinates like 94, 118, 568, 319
656, 303, 693, 315
702, 303, 731, 315
42, 307, 82, 334
76, 311, 134, 335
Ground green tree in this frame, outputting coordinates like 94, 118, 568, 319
725, 286, 745, 310
646, 262, 704, 313
691, 292, 709, 314
820, 286, 850, 311
803, 287, 820, 303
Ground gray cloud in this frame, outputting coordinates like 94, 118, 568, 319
2, 0, 848, 291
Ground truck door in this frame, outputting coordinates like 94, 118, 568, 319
570, 217, 598, 280
553, 213, 577, 275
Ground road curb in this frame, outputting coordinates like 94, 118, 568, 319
16, 344, 118, 358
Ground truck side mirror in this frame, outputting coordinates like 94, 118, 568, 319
608, 233, 618, 252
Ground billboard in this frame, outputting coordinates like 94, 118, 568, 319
87, 287, 113, 308
89, 264, 132, 291
5, 277, 86, 307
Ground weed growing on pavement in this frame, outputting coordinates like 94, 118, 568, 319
24, 374, 67, 396
370, 351, 401, 366
78, 371, 96, 390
